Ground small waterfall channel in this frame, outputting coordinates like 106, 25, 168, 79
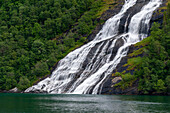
25, 0, 162, 94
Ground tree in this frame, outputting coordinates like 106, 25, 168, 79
17, 76, 30, 90
0, 42, 9, 56
31, 61, 49, 77
47, 54, 57, 67
32, 40, 46, 55
32, 23, 42, 39
77, 22, 90, 35
165, 76, 170, 93
63, 37, 75, 48
0, 0, 106, 91
3, 75, 17, 90
154, 79, 166, 93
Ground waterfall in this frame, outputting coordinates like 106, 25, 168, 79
25, 0, 162, 94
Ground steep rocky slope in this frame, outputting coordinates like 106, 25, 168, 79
101, 0, 168, 95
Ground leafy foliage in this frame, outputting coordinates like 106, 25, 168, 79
135, 5, 170, 94
17, 76, 30, 91
0, 0, 105, 90
112, 4, 170, 95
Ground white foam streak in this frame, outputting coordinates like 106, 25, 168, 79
25, 0, 162, 94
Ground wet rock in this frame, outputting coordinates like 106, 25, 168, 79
111, 77, 122, 87
109, 38, 124, 61
149, 0, 167, 31
87, 0, 124, 41
9, 87, 19, 93
118, 0, 150, 34
101, 1, 166, 95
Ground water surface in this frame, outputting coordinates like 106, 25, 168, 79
0, 93, 169, 113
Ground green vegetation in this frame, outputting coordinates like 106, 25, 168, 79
113, 4, 170, 95
123, 57, 143, 71
0, 0, 117, 91
113, 72, 137, 90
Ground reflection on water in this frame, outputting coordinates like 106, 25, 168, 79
0, 93, 169, 113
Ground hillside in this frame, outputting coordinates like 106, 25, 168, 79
102, 2, 170, 95
0, 0, 169, 95
0, 0, 122, 91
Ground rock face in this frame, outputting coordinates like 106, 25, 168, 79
30, 0, 126, 89
101, 44, 142, 95
9, 87, 19, 93
0, 87, 21, 93
87, 0, 125, 41
151, 0, 167, 24
100, 0, 167, 95
25, 0, 164, 94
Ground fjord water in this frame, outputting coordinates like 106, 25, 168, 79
0, 93, 170, 113
25, 0, 162, 94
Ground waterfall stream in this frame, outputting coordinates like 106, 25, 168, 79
25, 0, 162, 94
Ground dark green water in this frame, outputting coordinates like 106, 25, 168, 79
0, 93, 169, 113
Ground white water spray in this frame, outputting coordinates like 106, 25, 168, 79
25, 0, 162, 94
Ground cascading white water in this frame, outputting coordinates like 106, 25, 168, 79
25, 0, 162, 94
